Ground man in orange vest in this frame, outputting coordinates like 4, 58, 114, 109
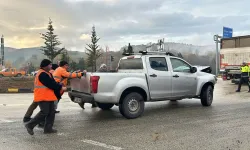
25, 59, 67, 135
53, 61, 86, 112
23, 63, 59, 124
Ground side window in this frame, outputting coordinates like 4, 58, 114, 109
149, 57, 168, 71
170, 58, 191, 73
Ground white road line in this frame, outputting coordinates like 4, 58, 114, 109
0, 119, 14, 123
0, 104, 26, 107
57, 132, 68, 136
82, 139, 123, 150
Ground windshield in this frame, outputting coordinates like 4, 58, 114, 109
118, 58, 143, 70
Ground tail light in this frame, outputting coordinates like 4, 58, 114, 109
90, 76, 100, 93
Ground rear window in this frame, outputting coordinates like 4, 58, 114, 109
118, 58, 143, 69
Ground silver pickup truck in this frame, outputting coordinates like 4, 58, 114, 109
68, 52, 217, 119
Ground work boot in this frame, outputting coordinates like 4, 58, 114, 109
44, 129, 57, 134
236, 90, 240, 92
23, 117, 32, 123
25, 124, 34, 135
44, 124, 57, 134
55, 110, 60, 113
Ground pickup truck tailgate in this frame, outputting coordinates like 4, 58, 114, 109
70, 74, 91, 93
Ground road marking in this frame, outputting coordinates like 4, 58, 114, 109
57, 132, 68, 136
0, 119, 14, 123
82, 139, 123, 150
0, 104, 26, 106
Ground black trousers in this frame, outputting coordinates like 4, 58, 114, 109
26, 101, 55, 131
237, 77, 250, 91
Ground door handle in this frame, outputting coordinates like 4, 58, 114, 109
173, 74, 179, 78
150, 74, 157, 77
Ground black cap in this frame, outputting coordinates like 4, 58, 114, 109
59, 60, 69, 67
40, 59, 52, 68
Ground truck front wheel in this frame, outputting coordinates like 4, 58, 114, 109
119, 92, 145, 119
200, 85, 213, 106
96, 102, 114, 110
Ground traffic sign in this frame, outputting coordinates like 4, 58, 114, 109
223, 27, 233, 38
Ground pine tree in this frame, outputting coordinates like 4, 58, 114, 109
41, 18, 64, 62
77, 57, 85, 70
127, 43, 134, 54
85, 26, 102, 72
69, 61, 77, 71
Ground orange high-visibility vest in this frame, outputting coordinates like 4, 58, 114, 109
34, 69, 58, 102
53, 67, 81, 86
49, 69, 55, 74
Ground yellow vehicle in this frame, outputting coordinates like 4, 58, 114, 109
0, 68, 26, 77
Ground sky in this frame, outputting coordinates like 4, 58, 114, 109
0, 0, 249, 51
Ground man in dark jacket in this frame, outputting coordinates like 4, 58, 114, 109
25, 59, 66, 135
23, 63, 62, 123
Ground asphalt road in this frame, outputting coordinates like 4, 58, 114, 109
1, 79, 250, 150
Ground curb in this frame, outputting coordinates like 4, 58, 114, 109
2, 87, 72, 93
7, 88, 33, 93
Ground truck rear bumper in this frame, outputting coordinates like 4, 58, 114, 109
68, 91, 94, 103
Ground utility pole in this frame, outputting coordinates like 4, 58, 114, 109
106, 46, 111, 71
110, 55, 114, 70
1, 35, 4, 66
157, 38, 164, 51
214, 34, 222, 76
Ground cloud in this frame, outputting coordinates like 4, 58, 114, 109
0, 0, 250, 51
79, 34, 91, 40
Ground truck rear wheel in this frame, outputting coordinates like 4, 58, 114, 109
0, 74, 3, 78
119, 92, 145, 119
200, 85, 213, 106
96, 102, 114, 110
16, 73, 21, 77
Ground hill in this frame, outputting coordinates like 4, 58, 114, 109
4, 47, 86, 68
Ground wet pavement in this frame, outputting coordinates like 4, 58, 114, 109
1, 79, 250, 150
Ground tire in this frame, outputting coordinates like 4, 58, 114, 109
78, 102, 85, 109
16, 74, 21, 77
200, 85, 213, 106
119, 92, 145, 119
0, 74, 3, 78
97, 102, 114, 110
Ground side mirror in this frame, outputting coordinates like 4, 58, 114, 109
190, 66, 197, 73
